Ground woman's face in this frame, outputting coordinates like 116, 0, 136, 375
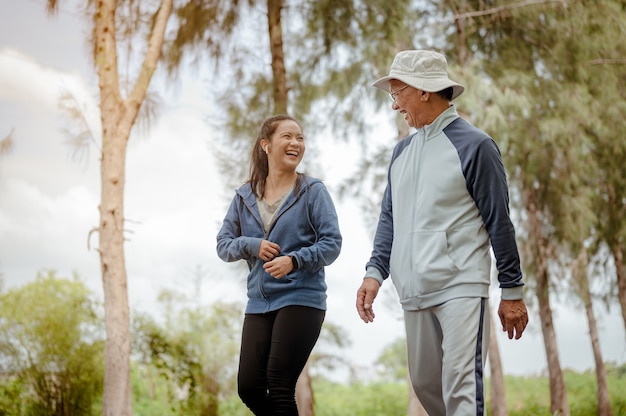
265, 119, 305, 171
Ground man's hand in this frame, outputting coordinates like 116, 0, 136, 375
356, 278, 380, 323
498, 299, 529, 339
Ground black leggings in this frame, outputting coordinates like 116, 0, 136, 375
238, 305, 325, 416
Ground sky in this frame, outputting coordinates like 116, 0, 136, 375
1, 0, 625, 384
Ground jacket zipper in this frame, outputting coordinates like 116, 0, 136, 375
242, 187, 303, 307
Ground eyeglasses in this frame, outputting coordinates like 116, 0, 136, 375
389, 85, 409, 102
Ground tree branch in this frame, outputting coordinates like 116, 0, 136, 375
125, 0, 173, 130
454, 0, 574, 20
96, 0, 123, 118
589, 59, 626, 65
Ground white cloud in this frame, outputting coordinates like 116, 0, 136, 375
0, 49, 95, 114
0, 175, 100, 293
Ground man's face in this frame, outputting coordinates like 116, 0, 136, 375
389, 80, 427, 129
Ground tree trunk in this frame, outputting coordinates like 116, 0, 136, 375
94, 1, 173, 415
448, 1, 469, 64
536, 265, 570, 416
99, 129, 132, 416
267, 0, 288, 114
573, 250, 613, 416
203, 376, 220, 416
295, 362, 314, 416
525, 191, 570, 416
266, 0, 314, 411
96, 3, 131, 414
584, 289, 614, 416
610, 242, 626, 332
488, 309, 508, 416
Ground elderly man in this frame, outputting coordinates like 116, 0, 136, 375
356, 50, 528, 415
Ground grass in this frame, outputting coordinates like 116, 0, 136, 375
309, 366, 626, 416
129, 365, 626, 415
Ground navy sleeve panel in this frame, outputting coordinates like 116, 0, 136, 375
365, 134, 415, 279
444, 119, 524, 289
366, 183, 393, 279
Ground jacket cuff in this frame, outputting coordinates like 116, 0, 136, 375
290, 255, 299, 271
501, 286, 524, 300
364, 266, 384, 286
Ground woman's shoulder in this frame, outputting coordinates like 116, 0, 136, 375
235, 182, 255, 198
299, 174, 325, 191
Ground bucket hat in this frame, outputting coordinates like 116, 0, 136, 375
373, 50, 464, 100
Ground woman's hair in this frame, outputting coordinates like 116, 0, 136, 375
249, 114, 304, 199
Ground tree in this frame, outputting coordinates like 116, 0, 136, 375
211, 0, 417, 190
376, 338, 428, 415
133, 292, 243, 416
570, 249, 613, 416
0, 271, 104, 415
441, 1, 626, 413
293, 320, 353, 415
43, 0, 247, 413
580, 0, 626, 333
79, 1, 169, 413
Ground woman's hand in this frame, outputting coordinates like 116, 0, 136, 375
258, 240, 280, 261
263, 256, 294, 279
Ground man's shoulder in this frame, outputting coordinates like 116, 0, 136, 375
445, 117, 490, 142
390, 132, 417, 161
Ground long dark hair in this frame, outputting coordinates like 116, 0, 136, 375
249, 114, 304, 199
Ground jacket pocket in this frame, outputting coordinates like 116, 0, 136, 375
390, 230, 459, 299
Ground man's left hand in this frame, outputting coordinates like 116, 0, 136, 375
498, 299, 528, 339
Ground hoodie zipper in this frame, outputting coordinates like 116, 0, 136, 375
242, 186, 304, 307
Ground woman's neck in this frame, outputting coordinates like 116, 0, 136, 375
264, 171, 298, 204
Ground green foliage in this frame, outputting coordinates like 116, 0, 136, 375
442, 0, 626, 304
310, 370, 626, 416
308, 320, 353, 380
497, 369, 626, 416
130, 364, 180, 416
129, 368, 626, 415
0, 378, 27, 416
132, 291, 243, 416
375, 337, 408, 383
209, 0, 418, 191
313, 381, 409, 416
1, 272, 621, 415
0, 271, 104, 415
163, 0, 246, 73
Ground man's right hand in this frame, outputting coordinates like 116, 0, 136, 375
356, 278, 380, 323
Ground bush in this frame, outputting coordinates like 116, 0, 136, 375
0, 272, 104, 415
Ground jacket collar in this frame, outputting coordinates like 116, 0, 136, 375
422, 104, 459, 140
236, 174, 320, 206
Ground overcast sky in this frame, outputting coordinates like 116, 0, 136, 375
1, 0, 624, 383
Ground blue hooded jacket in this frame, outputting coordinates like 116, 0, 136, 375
217, 175, 342, 314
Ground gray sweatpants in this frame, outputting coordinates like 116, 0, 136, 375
404, 297, 489, 416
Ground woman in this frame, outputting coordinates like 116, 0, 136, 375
216, 114, 342, 415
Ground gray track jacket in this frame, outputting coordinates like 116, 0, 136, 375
365, 105, 524, 310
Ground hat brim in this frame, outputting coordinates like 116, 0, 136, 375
373, 75, 465, 100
